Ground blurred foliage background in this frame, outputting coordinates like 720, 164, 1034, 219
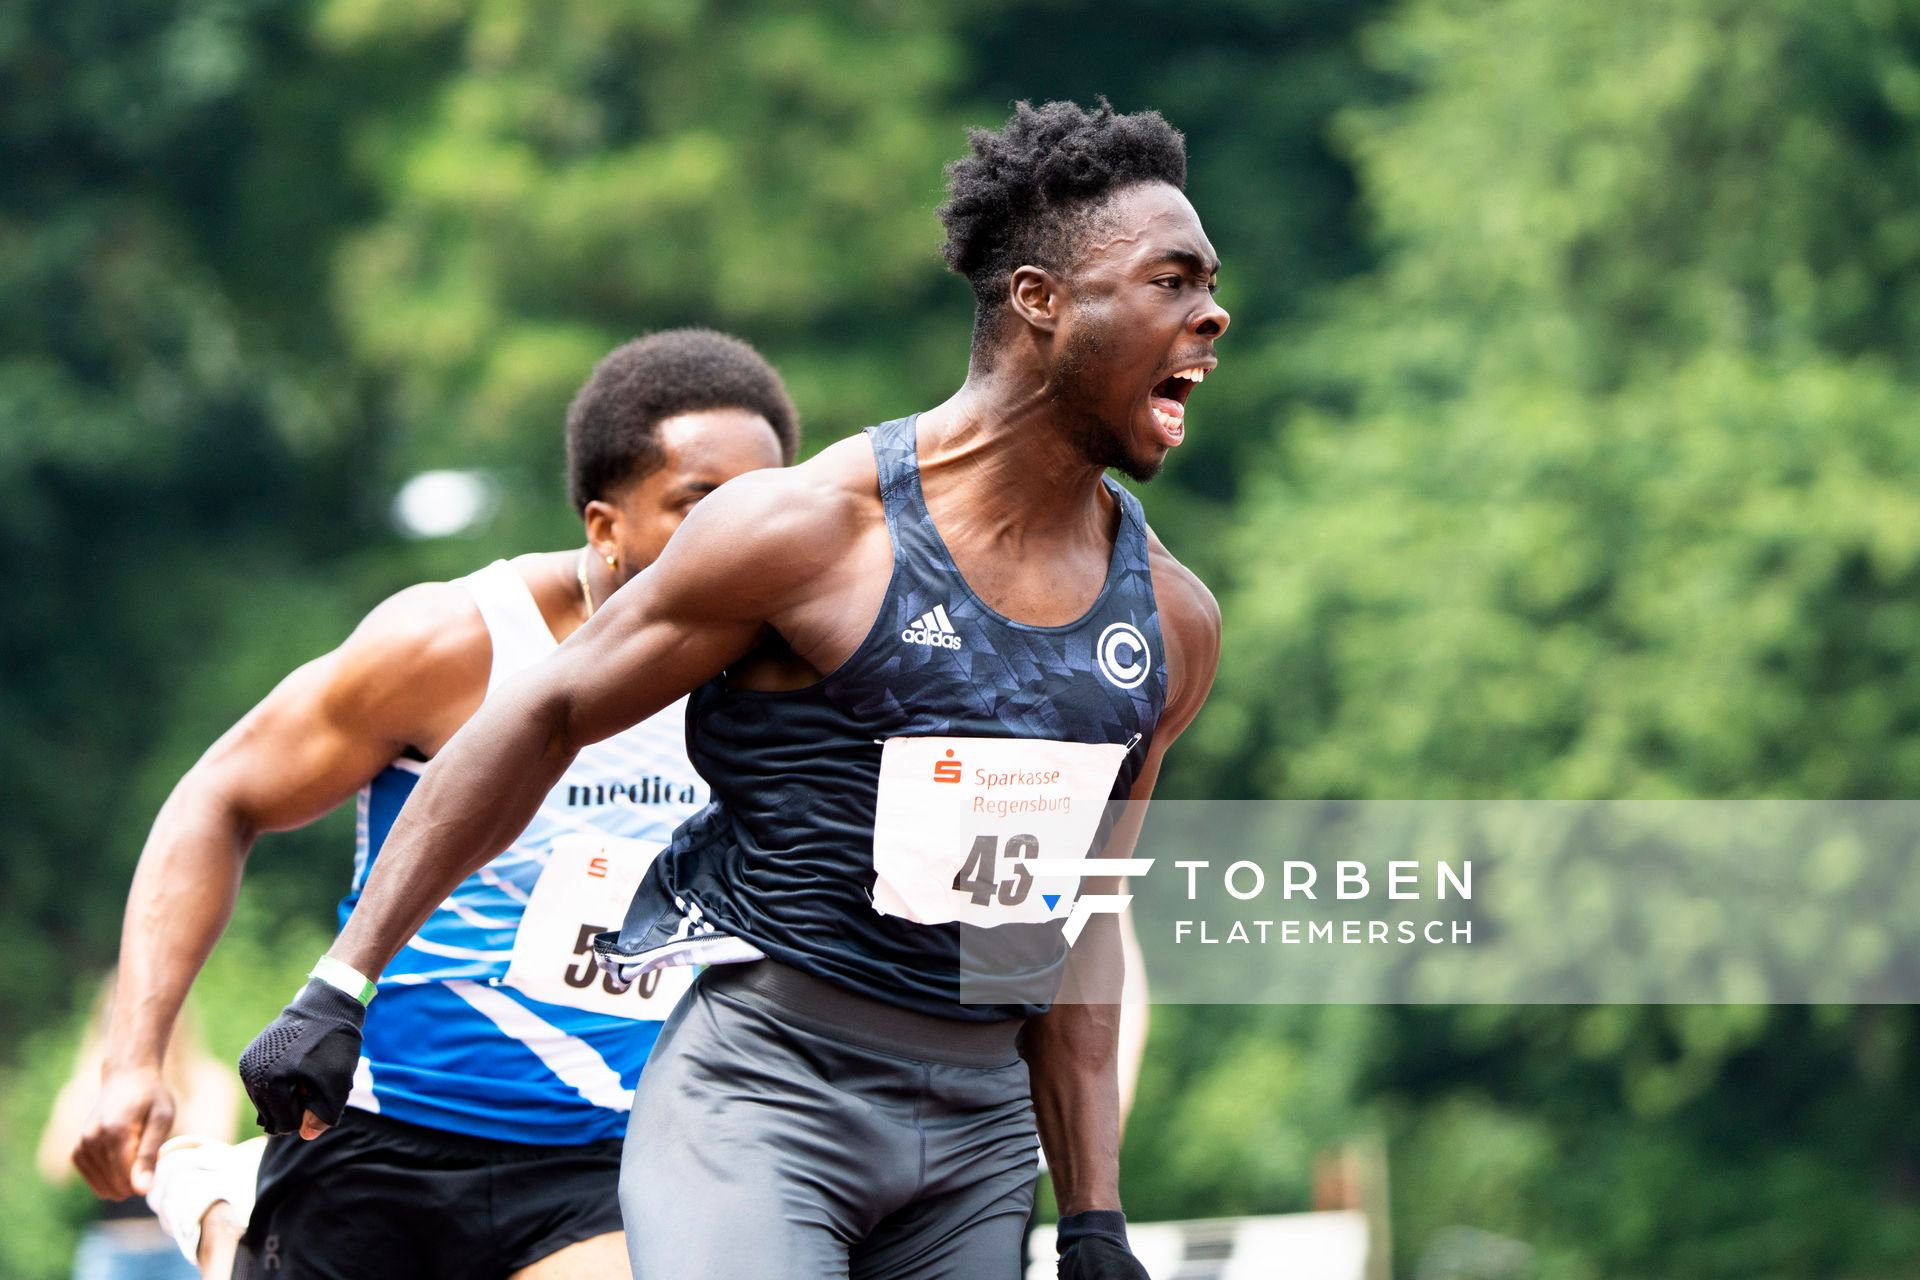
6, 0, 1920, 1275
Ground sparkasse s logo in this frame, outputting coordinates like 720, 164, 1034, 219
902, 603, 964, 649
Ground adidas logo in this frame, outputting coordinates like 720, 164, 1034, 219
901, 603, 964, 650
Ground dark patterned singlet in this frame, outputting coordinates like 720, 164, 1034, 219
607, 414, 1168, 1020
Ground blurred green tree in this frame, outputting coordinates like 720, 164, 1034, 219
0, 0, 397, 1031
309, 0, 982, 542
0, 4, 429, 1264
1138, 1, 1920, 1274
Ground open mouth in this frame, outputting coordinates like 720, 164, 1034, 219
1147, 365, 1208, 446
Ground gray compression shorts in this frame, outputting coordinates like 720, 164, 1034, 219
619, 961, 1040, 1279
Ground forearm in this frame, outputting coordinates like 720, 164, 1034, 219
330, 682, 574, 976
1024, 929, 1126, 1214
198, 1203, 245, 1278
107, 783, 253, 1071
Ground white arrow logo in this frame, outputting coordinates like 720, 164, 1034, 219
1022, 858, 1155, 944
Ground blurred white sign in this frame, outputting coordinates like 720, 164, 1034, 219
392, 469, 499, 539
1028, 1210, 1370, 1280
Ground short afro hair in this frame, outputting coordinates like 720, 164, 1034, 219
938, 98, 1187, 341
565, 328, 799, 513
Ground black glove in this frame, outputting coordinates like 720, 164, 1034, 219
1058, 1210, 1150, 1279
237, 979, 366, 1135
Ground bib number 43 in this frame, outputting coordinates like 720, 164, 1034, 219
871, 735, 1128, 927
951, 834, 1037, 907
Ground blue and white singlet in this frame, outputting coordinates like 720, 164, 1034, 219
339, 560, 706, 1144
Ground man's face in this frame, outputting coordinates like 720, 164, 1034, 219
603, 408, 786, 582
1047, 182, 1228, 482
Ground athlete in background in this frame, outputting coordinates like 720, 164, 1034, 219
244, 99, 1223, 1279
75, 330, 798, 1279
40, 979, 232, 1280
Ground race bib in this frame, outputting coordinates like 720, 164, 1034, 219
871, 735, 1130, 928
502, 834, 693, 1020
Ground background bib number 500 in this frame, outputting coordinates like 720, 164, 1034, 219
503, 834, 692, 1020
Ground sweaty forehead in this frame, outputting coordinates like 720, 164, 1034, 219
1076, 182, 1218, 275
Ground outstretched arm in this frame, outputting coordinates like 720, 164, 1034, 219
242, 464, 870, 1138
327, 479, 816, 980
71, 585, 482, 1199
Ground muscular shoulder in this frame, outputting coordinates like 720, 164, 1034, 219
702, 432, 879, 537
345, 579, 489, 672
649, 431, 884, 616
324, 579, 491, 747
1145, 530, 1222, 733
185, 577, 493, 826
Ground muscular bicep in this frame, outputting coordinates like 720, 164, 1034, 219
183, 587, 484, 837
1152, 547, 1223, 743
192, 658, 414, 835
538, 586, 763, 751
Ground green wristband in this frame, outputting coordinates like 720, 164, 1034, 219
308, 956, 377, 1006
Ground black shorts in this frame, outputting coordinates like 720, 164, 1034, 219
235, 1110, 624, 1280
